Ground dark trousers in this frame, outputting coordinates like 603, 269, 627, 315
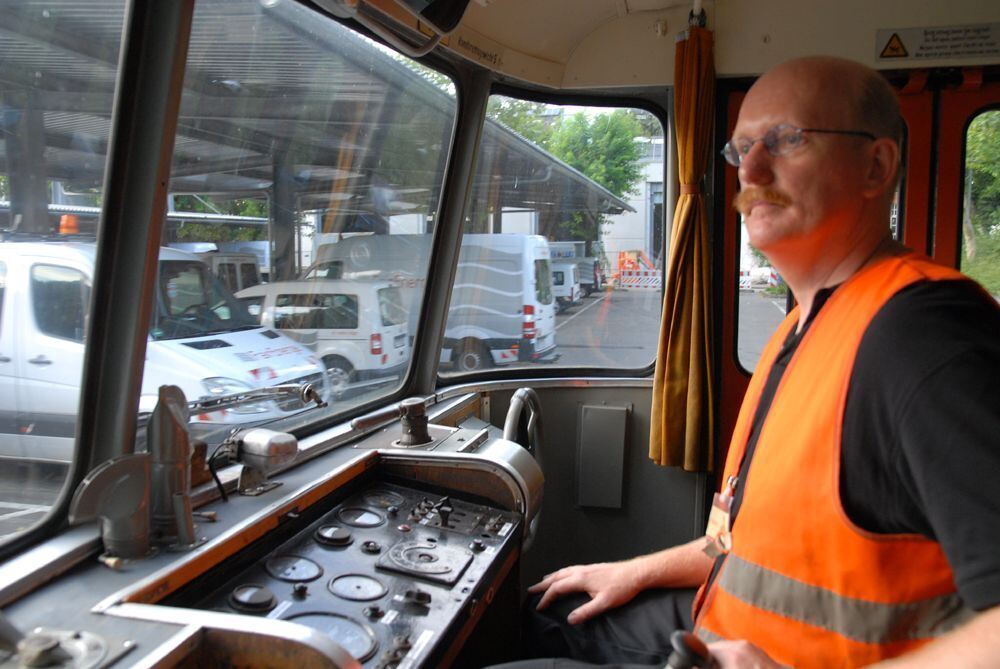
486, 587, 697, 669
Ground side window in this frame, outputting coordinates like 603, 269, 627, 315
31, 265, 90, 342
377, 288, 406, 327
962, 110, 999, 297
239, 263, 259, 290
735, 223, 788, 371
439, 97, 665, 375
217, 263, 238, 292
239, 296, 264, 324
274, 294, 358, 330
0, 262, 5, 330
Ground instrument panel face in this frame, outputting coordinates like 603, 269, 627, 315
180, 479, 521, 668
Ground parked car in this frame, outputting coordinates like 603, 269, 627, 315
0, 241, 327, 463
236, 279, 410, 398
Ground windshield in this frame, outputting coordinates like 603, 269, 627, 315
1, 0, 456, 547
151, 260, 258, 339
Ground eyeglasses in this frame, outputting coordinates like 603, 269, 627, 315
721, 124, 877, 166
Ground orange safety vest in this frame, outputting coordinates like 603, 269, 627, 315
694, 252, 977, 667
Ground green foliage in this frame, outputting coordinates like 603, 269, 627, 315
549, 109, 644, 199
174, 222, 264, 242
487, 99, 646, 242
171, 196, 268, 242
963, 110, 1000, 295
486, 98, 555, 149
630, 109, 663, 138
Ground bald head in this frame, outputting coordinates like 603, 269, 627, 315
753, 56, 902, 145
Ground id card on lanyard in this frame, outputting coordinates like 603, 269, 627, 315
704, 476, 737, 558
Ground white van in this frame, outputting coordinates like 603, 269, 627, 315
304, 233, 558, 371
551, 262, 581, 312
168, 242, 262, 293
0, 241, 328, 463
236, 280, 410, 398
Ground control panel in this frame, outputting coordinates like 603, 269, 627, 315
174, 479, 521, 668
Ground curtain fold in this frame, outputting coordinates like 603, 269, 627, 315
649, 26, 715, 471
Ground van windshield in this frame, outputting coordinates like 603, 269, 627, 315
150, 260, 258, 340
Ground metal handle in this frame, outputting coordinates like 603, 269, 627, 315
27, 356, 52, 365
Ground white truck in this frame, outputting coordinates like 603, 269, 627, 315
0, 241, 328, 463
548, 240, 606, 296
551, 261, 581, 312
303, 233, 558, 371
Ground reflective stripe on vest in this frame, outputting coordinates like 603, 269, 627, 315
695, 252, 976, 667
715, 553, 974, 644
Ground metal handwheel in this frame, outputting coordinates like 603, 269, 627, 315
502, 387, 544, 550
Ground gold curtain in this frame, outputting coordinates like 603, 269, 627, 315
649, 26, 715, 471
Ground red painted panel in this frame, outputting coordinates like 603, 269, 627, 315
898, 92, 933, 254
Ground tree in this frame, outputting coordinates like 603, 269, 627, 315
964, 110, 1000, 295
546, 110, 644, 241
486, 97, 555, 149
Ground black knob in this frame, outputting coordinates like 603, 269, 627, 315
292, 583, 309, 599
315, 525, 353, 547
470, 539, 486, 552
362, 540, 382, 554
364, 605, 385, 619
666, 631, 712, 669
228, 584, 277, 613
403, 588, 432, 606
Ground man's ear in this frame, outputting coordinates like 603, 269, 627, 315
861, 138, 900, 198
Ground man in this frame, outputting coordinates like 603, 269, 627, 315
504, 56, 1000, 668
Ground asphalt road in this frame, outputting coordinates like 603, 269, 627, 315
0, 289, 787, 542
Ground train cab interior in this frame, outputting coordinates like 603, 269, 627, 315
0, 0, 997, 667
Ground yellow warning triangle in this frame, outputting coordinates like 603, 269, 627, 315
881, 33, 908, 58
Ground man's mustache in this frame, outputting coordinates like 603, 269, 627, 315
733, 187, 792, 216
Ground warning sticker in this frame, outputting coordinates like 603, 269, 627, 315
877, 23, 1000, 62
880, 33, 908, 58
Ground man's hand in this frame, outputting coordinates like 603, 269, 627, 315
528, 560, 645, 625
706, 640, 787, 669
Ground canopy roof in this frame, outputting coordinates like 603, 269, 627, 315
0, 0, 633, 225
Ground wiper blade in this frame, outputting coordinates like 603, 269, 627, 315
137, 381, 328, 424
191, 382, 328, 414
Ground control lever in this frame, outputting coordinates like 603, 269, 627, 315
350, 396, 432, 447
666, 631, 714, 669
433, 496, 453, 527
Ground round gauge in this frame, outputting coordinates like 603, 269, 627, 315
285, 612, 378, 662
265, 555, 323, 582
228, 584, 277, 613
336, 507, 384, 528
329, 574, 388, 601
361, 489, 406, 509
315, 525, 353, 547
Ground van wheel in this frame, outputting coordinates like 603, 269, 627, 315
323, 357, 354, 399
455, 340, 491, 372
